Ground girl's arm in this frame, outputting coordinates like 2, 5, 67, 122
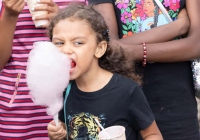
0, 0, 25, 70
93, 3, 189, 45
140, 121, 163, 140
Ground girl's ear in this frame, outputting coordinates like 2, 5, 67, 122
95, 41, 107, 58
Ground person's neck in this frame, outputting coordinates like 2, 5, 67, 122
147, 12, 154, 17
75, 68, 113, 92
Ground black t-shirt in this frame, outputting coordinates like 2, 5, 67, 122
88, 0, 200, 140
59, 73, 154, 140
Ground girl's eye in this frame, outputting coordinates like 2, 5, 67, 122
54, 42, 64, 46
74, 42, 83, 46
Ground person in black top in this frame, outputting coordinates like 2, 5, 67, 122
88, 0, 200, 140
47, 4, 163, 140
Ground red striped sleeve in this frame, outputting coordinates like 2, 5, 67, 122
0, 1, 4, 19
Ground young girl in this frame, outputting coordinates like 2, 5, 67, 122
47, 4, 163, 140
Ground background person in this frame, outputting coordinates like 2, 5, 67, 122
0, 0, 86, 139
88, 0, 200, 139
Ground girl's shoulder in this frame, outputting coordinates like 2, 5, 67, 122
113, 73, 141, 91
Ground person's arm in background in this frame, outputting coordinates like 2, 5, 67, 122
91, 1, 200, 62
93, 3, 119, 40
120, 8, 189, 45
0, 0, 25, 70
0, 0, 59, 71
92, 2, 189, 45
118, 0, 200, 62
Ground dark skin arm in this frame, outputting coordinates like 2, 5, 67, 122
120, 8, 189, 45
0, 0, 25, 70
0, 0, 59, 70
120, 0, 200, 62
93, 1, 200, 62
93, 3, 119, 40
93, 3, 189, 45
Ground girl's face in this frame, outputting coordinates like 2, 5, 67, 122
52, 18, 103, 81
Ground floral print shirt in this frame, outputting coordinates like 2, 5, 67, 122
89, 0, 185, 38
115, 0, 185, 38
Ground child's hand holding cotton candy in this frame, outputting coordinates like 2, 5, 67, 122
26, 41, 70, 125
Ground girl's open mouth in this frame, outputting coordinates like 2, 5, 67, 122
70, 60, 76, 72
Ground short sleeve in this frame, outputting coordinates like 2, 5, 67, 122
0, 0, 2, 10
59, 107, 65, 123
0, 0, 4, 19
128, 85, 155, 131
58, 90, 66, 123
88, 0, 112, 5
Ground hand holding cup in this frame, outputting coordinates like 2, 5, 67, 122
27, 0, 59, 28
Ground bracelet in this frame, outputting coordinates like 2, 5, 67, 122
142, 42, 147, 66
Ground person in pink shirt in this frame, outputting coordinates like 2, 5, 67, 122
0, 0, 86, 139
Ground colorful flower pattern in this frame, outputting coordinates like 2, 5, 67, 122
115, 0, 181, 38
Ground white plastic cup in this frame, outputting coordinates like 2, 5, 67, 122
98, 126, 126, 140
26, 0, 49, 27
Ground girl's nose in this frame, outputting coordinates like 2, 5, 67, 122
61, 45, 72, 54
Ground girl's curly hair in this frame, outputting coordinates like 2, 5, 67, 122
47, 3, 141, 85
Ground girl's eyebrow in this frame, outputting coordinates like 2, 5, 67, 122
52, 36, 86, 40
71, 36, 87, 40
52, 37, 62, 40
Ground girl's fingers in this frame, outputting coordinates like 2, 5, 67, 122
48, 131, 62, 140
51, 120, 56, 126
48, 121, 63, 132
56, 128, 67, 139
48, 123, 66, 140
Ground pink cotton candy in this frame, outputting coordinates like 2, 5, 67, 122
26, 41, 70, 116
